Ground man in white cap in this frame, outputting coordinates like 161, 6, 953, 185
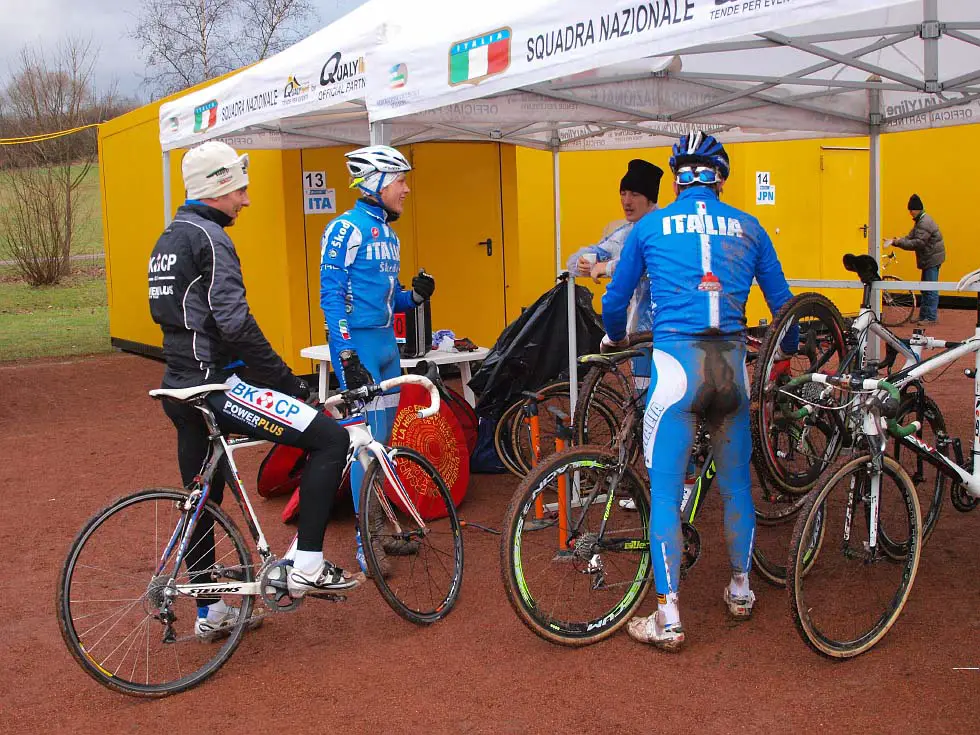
149, 141, 359, 643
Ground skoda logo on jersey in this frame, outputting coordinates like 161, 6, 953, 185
229, 382, 301, 425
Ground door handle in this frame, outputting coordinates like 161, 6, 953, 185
860, 224, 869, 238
478, 238, 492, 256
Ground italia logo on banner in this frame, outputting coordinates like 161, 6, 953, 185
449, 27, 511, 86
194, 100, 218, 133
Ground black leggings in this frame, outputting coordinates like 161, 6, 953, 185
162, 382, 349, 600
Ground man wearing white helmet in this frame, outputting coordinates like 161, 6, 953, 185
149, 142, 360, 642
319, 144, 435, 576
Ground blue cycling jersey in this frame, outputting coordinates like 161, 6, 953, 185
602, 187, 793, 343
320, 199, 416, 343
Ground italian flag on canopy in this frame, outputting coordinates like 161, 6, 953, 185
449, 28, 511, 86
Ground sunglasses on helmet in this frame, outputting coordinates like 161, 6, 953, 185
675, 165, 720, 185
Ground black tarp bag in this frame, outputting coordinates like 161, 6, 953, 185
467, 275, 605, 420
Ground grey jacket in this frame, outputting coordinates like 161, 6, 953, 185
148, 203, 294, 389
894, 211, 945, 270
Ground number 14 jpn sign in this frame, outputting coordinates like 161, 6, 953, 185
303, 171, 336, 214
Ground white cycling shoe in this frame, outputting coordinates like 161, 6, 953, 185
288, 561, 362, 597
626, 611, 685, 652
723, 587, 756, 620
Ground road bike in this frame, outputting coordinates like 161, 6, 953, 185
57, 374, 463, 697
499, 346, 807, 646
782, 266, 980, 658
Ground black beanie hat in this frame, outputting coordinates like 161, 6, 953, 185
908, 193, 923, 211
620, 159, 664, 203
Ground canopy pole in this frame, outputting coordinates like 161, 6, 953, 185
163, 151, 173, 226
868, 77, 883, 360
923, 0, 940, 92
370, 122, 391, 146
554, 144, 577, 413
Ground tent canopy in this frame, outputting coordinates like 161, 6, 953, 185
157, 0, 398, 151
158, 0, 980, 152
363, 0, 980, 150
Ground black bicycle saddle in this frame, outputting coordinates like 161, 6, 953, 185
842, 254, 881, 285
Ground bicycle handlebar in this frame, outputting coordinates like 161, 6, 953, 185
784, 374, 919, 438
322, 374, 441, 419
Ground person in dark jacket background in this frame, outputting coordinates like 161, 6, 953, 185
148, 141, 360, 642
885, 193, 945, 324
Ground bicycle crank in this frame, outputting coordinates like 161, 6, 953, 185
258, 559, 304, 613
681, 523, 701, 578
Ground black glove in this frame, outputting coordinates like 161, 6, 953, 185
282, 374, 311, 401
339, 349, 374, 391
411, 270, 435, 303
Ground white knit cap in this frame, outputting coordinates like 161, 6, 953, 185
182, 141, 250, 200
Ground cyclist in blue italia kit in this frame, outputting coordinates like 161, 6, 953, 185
320, 145, 435, 577
601, 133, 794, 651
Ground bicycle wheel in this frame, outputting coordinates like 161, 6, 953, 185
359, 447, 463, 625
500, 447, 653, 646
57, 489, 255, 697
512, 381, 574, 473
788, 455, 922, 658
880, 276, 916, 328
892, 393, 946, 546
494, 399, 525, 476
749, 465, 812, 587
574, 366, 634, 447
752, 292, 849, 494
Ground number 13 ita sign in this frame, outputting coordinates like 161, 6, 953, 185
303, 170, 336, 214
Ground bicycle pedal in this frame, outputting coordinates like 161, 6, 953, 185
307, 592, 348, 603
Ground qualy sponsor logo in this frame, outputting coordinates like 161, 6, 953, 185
449, 28, 511, 86
283, 74, 312, 105
193, 100, 218, 133
167, 116, 179, 133
389, 63, 407, 89
318, 52, 366, 100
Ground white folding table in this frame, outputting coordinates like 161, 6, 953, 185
299, 345, 490, 406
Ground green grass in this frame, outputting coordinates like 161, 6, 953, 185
0, 165, 103, 260
0, 266, 110, 361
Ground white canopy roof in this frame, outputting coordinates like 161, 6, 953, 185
157, 0, 396, 151
364, 0, 980, 150
158, 0, 980, 151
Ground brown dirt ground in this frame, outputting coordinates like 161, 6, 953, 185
1, 310, 979, 734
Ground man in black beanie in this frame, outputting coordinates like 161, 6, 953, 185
568, 158, 663, 288
885, 193, 945, 323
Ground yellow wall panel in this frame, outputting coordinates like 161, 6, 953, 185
882, 125, 975, 289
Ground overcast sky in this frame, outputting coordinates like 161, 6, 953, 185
0, 0, 369, 102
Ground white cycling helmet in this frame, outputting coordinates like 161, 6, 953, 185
345, 145, 411, 197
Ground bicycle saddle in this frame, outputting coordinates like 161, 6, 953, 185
579, 350, 644, 367
842, 254, 881, 285
957, 267, 980, 292
149, 383, 231, 402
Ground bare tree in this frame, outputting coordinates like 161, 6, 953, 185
132, 0, 317, 98
0, 39, 115, 286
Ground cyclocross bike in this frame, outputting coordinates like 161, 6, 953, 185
499, 346, 807, 646
57, 374, 463, 697
781, 266, 980, 658
751, 254, 976, 547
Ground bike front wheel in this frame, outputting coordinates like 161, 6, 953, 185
880, 276, 916, 327
359, 447, 463, 625
500, 447, 653, 646
57, 488, 255, 697
787, 455, 922, 659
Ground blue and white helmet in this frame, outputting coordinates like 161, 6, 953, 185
669, 132, 730, 180
345, 145, 411, 197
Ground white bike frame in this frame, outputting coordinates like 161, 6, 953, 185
169, 374, 440, 600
